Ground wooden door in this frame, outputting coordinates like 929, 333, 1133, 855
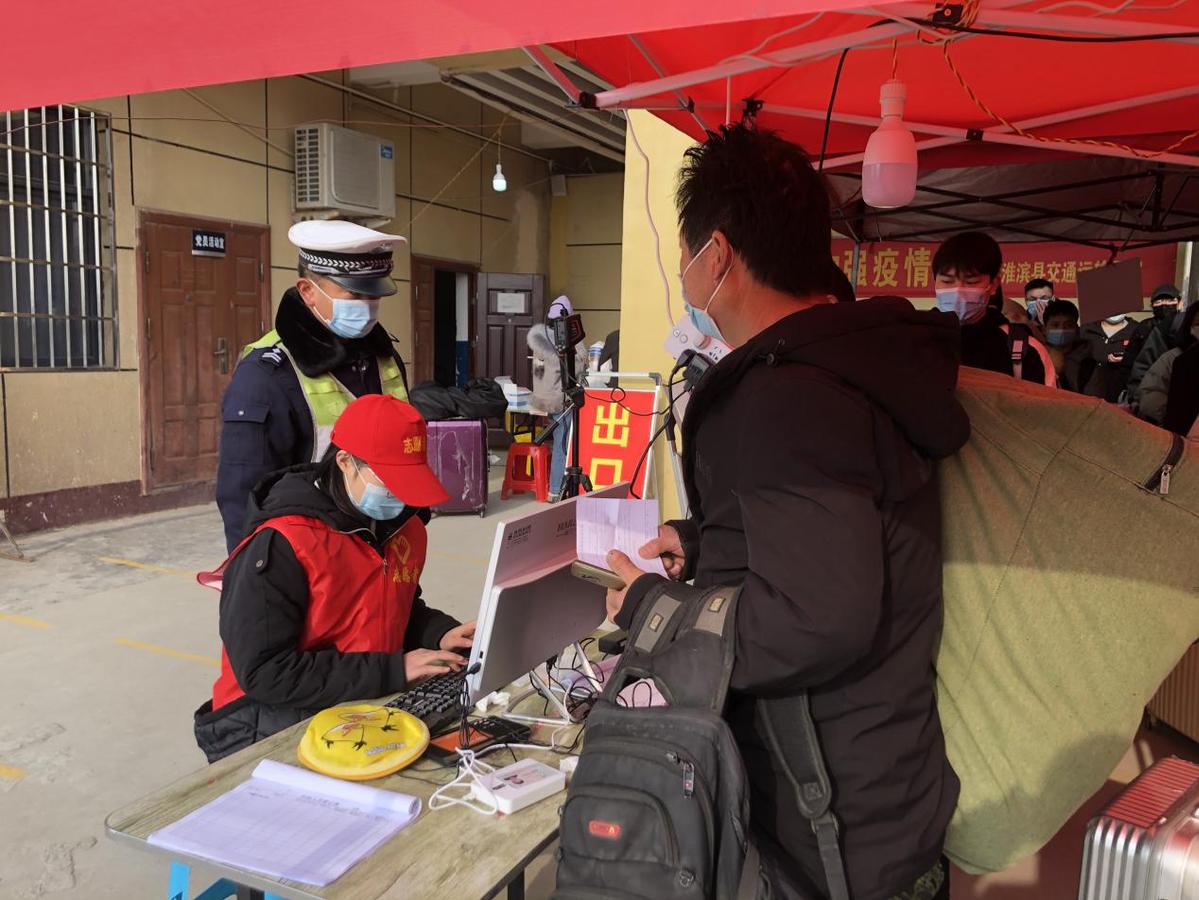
474, 273, 545, 389
140, 214, 270, 489
411, 258, 435, 385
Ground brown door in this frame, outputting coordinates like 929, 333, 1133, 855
474, 273, 545, 389
140, 213, 270, 489
411, 258, 435, 384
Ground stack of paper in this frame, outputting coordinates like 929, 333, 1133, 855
148, 760, 420, 886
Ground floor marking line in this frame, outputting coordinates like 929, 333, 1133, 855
97, 557, 196, 579
0, 612, 54, 629
114, 638, 220, 668
0, 763, 26, 781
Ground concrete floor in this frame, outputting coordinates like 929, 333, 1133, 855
0, 473, 1195, 899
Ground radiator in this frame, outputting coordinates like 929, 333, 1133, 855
1079, 756, 1199, 900
1149, 644, 1199, 742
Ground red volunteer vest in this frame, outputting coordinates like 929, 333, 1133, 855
211, 514, 428, 710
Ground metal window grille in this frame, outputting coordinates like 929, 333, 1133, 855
0, 105, 118, 370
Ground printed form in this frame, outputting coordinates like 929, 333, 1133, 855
575, 497, 667, 577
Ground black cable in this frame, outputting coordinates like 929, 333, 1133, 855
903, 17, 1199, 42
628, 367, 691, 500
818, 47, 850, 174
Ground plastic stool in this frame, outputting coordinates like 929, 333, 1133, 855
501, 443, 550, 502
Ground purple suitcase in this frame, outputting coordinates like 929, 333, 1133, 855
426, 418, 489, 516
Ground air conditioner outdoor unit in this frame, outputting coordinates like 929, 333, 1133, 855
294, 123, 396, 221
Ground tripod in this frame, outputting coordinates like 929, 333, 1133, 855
556, 343, 592, 501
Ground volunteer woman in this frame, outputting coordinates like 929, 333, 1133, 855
194, 395, 475, 762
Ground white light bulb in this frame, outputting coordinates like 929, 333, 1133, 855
862, 79, 917, 209
492, 163, 507, 193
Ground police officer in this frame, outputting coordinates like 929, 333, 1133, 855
216, 220, 410, 552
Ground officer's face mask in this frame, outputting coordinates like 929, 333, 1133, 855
305, 279, 380, 339
680, 237, 731, 344
349, 461, 406, 521
1045, 327, 1078, 347
936, 286, 990, 324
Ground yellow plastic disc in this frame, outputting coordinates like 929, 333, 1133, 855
297, 704, 430, 781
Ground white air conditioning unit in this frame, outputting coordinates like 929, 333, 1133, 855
294, 123, 396, 220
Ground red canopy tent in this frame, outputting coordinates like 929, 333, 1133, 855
542, 0, 1199, 247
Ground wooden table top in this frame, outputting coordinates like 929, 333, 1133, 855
106, 695, 582, 900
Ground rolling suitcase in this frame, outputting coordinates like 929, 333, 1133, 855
1079, 756, 1199, 899
426, 418, 488, 516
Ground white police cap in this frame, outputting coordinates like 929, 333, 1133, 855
288, 220, 407, 297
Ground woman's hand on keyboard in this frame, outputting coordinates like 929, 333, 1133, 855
439, 621, 476, 653
405, 649, 468, 683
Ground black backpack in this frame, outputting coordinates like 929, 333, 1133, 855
554, 581, 851, 900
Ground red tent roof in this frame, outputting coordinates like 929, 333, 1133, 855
555, 0, 1199, 171
0, 0, 872, 113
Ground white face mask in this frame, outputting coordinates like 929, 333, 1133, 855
680, 237, 731, 343
305, 279, 380, 339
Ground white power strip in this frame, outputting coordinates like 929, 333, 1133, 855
468, 759, 566, 815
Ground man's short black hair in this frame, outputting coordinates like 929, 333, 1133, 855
932, 232, 1002, 279
1025, 278, 1054, 295
676, 124, 832, 297
1043, 298, 1079, 323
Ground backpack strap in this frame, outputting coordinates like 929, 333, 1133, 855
603, 580, 738, 714
759, 694, 851, 900
1008, 323, 1028, 381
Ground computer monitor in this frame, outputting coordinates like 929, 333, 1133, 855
466, 482, 629, 705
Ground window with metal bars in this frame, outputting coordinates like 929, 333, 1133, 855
1, 105, 118, 370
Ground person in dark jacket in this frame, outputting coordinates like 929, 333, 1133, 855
1043, 299, 1101, 394
1079, 313, 1138, 402
932, 232, 1050, 385
1125, 285, 1188, 404
194, 395, 473, 763
216, 220, 411, 553
604, 124, 968, 900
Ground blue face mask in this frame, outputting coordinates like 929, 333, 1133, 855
350, 462, 406, 521
307, 279, 380, 339
1045, 327, 1077, 347
680, 237, 731, 344
936, 287, 990, 324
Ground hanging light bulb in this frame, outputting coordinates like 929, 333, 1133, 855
862, 80, 917, 209
492, 162, 507, 193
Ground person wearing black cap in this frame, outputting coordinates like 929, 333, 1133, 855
195, 395, 473, 763
1124, 284, 1187, 405
216, 220, 411, 552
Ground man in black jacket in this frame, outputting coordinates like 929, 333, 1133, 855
605, 124, 969, 900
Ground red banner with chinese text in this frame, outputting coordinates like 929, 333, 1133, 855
832, 239, 1177, 303
569, 388, 659, 496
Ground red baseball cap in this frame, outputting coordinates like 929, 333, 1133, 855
330, 395, 449, 508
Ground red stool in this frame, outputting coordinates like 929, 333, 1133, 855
501, 443, 551, 502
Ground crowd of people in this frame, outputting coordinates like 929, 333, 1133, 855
926, 230, 1197, 437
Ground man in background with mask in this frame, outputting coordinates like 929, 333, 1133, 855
604, 123, 968, 900
216, 220, 410, 552
1024, 277, 1055, 327
932, 232, 1051, 385
1124, 284, 1187, 406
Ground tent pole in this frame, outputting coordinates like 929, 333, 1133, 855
850, 241, 862, 294
822, 83, 1199, 170
523, 46, 581, 103
626, 35, 712, 133
876, 3, 1199, 44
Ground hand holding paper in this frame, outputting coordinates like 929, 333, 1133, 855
575, 497, 667, 577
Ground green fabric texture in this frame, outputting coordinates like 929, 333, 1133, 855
937, 368, 1199, 873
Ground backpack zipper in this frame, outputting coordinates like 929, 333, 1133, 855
1144, 434, 1185, 496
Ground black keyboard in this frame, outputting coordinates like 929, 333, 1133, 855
385, 670, 469, 735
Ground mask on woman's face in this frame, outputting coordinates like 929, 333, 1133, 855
936, 287, 990, 324
306, 279, 380, 339
1045, 327, 1078, 348
349, 462, 406, 520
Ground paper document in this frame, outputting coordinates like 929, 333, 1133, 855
576, 497, 667, 577
148, 759, 420, 886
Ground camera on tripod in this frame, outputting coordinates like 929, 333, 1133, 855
546, 312, 591, 500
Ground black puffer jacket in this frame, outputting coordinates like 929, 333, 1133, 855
194, 467, 458, 763
616, 296, 970, 900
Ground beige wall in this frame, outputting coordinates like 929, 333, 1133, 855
1, 74, 551, 503
549, 173, 623, 347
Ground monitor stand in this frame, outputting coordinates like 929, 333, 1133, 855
504, 642, 602, 727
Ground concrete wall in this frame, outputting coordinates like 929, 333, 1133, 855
549, 173, 624, 346
617, 112, 694, 520
0, 75, 550, 507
